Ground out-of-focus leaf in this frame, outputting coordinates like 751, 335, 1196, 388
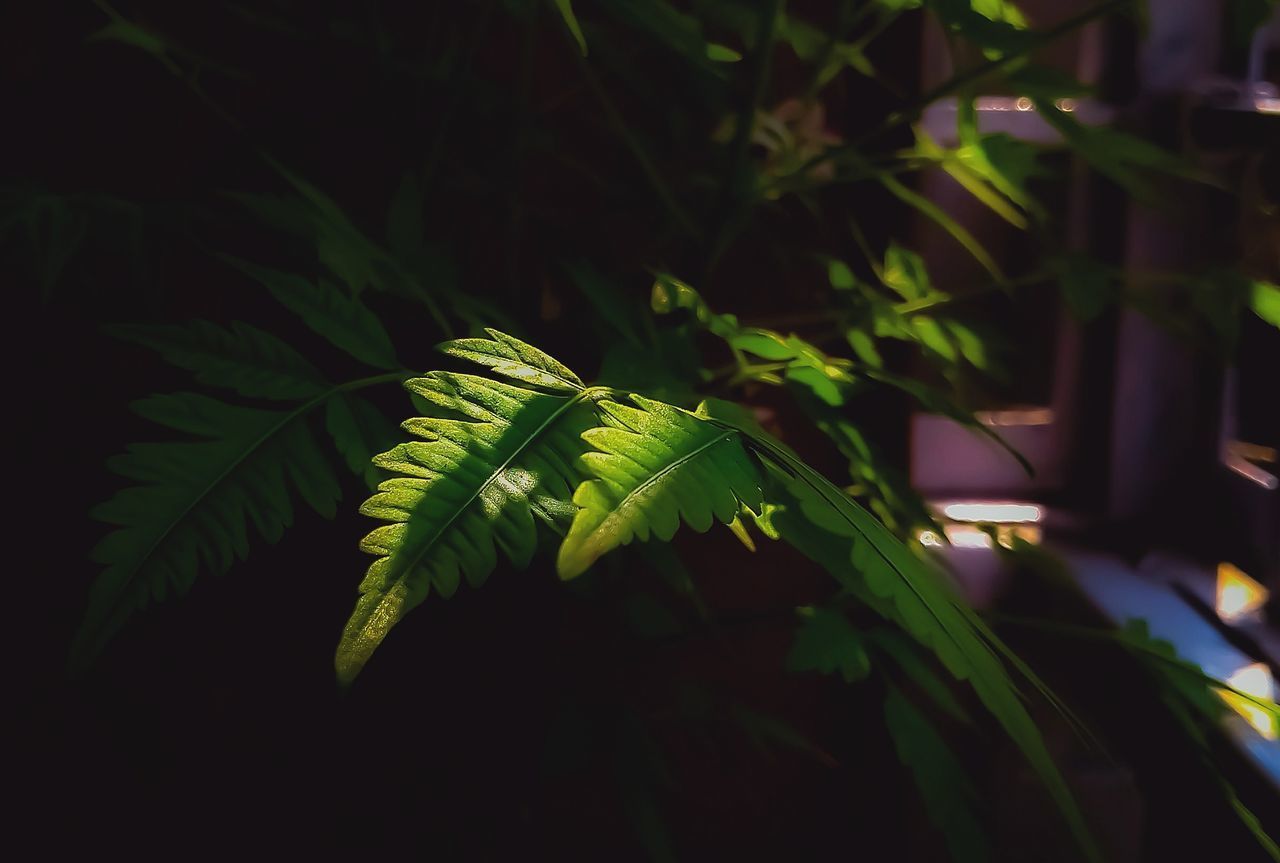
228, 258, 399, 369
87, 15, 180, 73
565, 260, 646, 346
706, 42, 742, 62
596, 0, 727, 78
731, 329, 797, 360
1055, 253, 1113, 321
788, 606, 872, 682
885, 686, 991, 863
883, 242, 932, 301
731, 703, 836, 765
1250, 279, 1280, 328
878, 169, 1006, 282
651, 272, 741, 340
552, 0, 588, 55
828, 258, 857, 290
926, 0, 1031, 56
325, 392, 403, 488
867, 627, 974, 724
107, 320, 327, 400
1036, 104, 1209, 201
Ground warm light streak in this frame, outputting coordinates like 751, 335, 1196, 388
995, 524, 1041, 548
941, 502, 1042, 524
1222, 663, 1279, 740
976, 408, 1055, 427
1216, 562, 1270, 624
1223, 453, 1279, 490
1228, 441, 1278, 464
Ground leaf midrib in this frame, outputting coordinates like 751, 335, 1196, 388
366, 386, 606, 615
93, 372, 406, 630
600, 427, 740, 529
735, 427, 1098, 861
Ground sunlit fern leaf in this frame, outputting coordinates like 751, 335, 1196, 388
336, 371, 603, 684
74, 392, 342, 668
556, 396, 764, 580
225, 257, 399, 369
438, 327, 585, 393
884, 686, 990, 863
702, 414, 1099, 861
106, 320, 327, 400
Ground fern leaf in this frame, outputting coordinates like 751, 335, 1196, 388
556, 396, 764, 580
438, 327, 585, 393
227, 257, 399, 369
336, 371, 604, 684
106, 320, 326, 400
75, 392, 342, 666
884, 687, 990, 863
710, 418, 1099, 862
325, 392, 402, 488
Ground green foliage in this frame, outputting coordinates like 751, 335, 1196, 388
730, 431, 1099, 861
75, 392, 343, 667
557, 396, 765, 579
884, 686, 990, 862
65, 0, 1280, 857
228, 259, 400, 370
336, 333, 603, 683
551, 0, 588, 56
787, 607, 872, 683
107, 321, 327, 400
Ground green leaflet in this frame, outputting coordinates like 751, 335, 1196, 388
1251, 280, 1280, 328
226, 257, 399, 370
787, 607, 872, 683
552, 0, 588, 55
439, 327, 585, 393
336, 358, 604, 683
106, 320, 327, 400
556, 396, 765, 580
884, 687, 990, 863
709, 419, 1099, 862
325, 392, 403, 489
74, 391, 343, 667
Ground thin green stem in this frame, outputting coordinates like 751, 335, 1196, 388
705, 0, 783, 270
801, 0, 1135, 177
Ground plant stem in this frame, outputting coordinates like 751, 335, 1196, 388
705, 0, 783, 272
803, 0, 1136, 176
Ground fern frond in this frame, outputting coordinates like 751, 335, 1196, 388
556, 396, 764, 580
325, 392, 402, 488
708, 419, 1099, 862
438, 327, 585, 393
74, 391, 344, 667
227, 258, 399, 369
884, 686, 990, 863
107, 320, 327, 400
336, 367, 605, 684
